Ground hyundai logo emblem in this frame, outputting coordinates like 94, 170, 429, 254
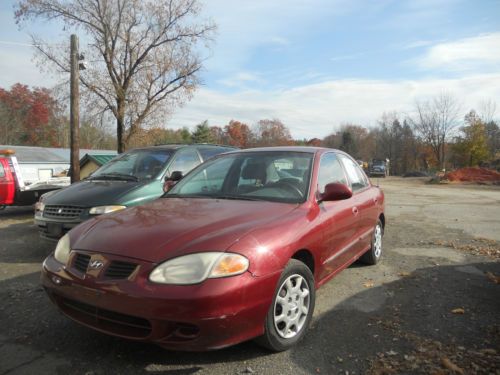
58, 208, 63, 214
88, 260, 104, 270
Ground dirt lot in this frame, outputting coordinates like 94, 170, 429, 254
0, 177, 499, 375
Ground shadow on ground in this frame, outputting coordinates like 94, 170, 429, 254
1, 260, 498, 374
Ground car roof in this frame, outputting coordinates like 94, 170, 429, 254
236, 146, 341, 154
128, 144, 238, 152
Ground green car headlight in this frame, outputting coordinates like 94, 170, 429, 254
89, 205, 126, 215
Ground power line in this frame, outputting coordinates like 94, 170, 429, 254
0, 40, 35, 47
0, 40, 67, 47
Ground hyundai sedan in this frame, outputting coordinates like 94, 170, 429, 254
41, 147, 385, 351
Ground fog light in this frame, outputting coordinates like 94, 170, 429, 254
51, 275, 62, 285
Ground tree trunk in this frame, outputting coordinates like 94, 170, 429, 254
116, 99, 126, 153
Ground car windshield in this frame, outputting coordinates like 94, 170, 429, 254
166, 151, 313, 203
90, 149, 173, 181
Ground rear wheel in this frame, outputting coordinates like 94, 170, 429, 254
256, 259, 315, 351
360, 220, 383, 265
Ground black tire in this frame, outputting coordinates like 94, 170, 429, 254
360, 219, 384, 265
255, 259, 315, 352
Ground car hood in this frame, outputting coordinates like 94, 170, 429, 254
44, 179, 145, 206
72, 198, 298, 263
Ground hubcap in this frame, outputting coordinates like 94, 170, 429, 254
374, 224, 382, 258
273, 274, 310, 339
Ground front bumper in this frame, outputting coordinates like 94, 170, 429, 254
41, 252, 280, 351
35, 213, 86, 240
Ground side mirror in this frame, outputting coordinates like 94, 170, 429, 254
169, 171, 183, 182
163, 171, 183, 193
318, 183, 352, 202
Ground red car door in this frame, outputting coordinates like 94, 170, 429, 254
338, 154, 374, 253
0, 158, 15, 205
314, 152, 360, 280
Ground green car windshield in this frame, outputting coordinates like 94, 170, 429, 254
167, 151, 313, 203
90, 149, 173, 181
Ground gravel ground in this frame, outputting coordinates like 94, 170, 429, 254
0, 177, 499, 375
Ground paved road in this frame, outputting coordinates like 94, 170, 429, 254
0, 178, 499, 374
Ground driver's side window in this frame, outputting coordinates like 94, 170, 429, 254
317, 153, 348, 193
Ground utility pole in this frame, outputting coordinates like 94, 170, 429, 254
70, 34, 80, 183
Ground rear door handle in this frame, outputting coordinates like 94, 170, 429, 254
352, 207, 359, 215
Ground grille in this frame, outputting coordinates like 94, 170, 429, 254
44, 205, 84, 219
58, 297, 152, 338
73, 253, 91, 273
105, 261, 137, 279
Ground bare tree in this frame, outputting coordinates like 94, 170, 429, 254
15, 0, 215, 152
410, 93, 461, 170
477, 99, 497, 123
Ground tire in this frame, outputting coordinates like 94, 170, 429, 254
360, 219, 383, 265
256, 259, 315, 352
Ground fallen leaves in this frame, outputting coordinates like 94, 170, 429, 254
451, 308, 465, 314
485, 271, 500, 284
429, 238, 500, 259
441, 357, 464, 374
363, 281, 375, 288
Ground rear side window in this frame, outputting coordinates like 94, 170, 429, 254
198, 147, 235, 161
338, 154, 369, 192
0, 163, 5, 178
317, 153, 348, 193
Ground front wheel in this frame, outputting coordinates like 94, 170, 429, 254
360, 220, 383, 265
256, 259, 315, 352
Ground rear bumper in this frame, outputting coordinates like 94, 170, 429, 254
41, 254, 279, 351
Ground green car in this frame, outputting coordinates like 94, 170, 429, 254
35, 144, 236, 240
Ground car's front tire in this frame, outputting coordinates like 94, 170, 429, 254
360, 219, 383, 265
256, 259, 315, 352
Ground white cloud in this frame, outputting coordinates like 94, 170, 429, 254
402, 39, 436, 49
267, 36, 291, 46
169, 74, 500, 139
416, 33, 500, 71
217, 71, 264, 88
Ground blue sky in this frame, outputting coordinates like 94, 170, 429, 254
1, 0, 500, 138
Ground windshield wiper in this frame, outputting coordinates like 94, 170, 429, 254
89, 173, 139, 182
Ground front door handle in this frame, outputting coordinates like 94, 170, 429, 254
352, 207, 359, 215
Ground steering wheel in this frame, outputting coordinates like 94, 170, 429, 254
272, 179, 304, 198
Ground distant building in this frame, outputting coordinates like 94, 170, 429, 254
80, 154, 116, 179
0, 145, 116, 184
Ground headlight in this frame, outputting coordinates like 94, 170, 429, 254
89, 205, 126, 215
149, 252, 249, 285
35, 201, 45, 213
54, 233, 71, 264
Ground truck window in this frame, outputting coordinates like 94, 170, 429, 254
0, 163, 5, 178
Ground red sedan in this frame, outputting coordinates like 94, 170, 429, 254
42, 147, 385, 351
